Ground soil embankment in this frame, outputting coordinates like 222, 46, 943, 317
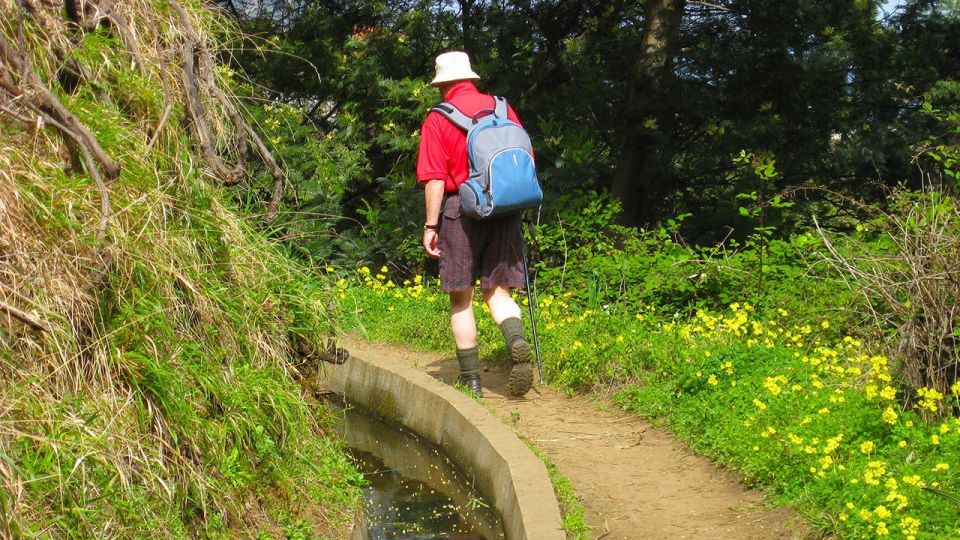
344, 336, 808, 539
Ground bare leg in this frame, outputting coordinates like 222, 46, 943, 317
449, 289, 478, 349
449, 289, 482, 396
482, 286, 521, 324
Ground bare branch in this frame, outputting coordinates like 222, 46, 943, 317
688, 0, 731, 11
0, 103, 112, 238
0, 35, 121, 180
171, 0, 246, 185
0, 299, 52, 332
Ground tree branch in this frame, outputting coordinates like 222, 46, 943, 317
171, 0, 246, 185
0, 103, 112, 238
0, 35, 121, 180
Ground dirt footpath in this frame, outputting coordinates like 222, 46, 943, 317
343, 336, 808, 539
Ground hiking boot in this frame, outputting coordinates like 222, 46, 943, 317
507, 338, 533, 397
458, 373, 483, 398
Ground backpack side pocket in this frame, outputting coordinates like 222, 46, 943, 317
458, 179, 488, 219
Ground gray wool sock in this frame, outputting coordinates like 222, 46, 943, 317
498, 317, 525, 348
456, 346, 480, 376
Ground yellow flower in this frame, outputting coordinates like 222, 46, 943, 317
916, 387, 944, 412
882, 406, 898, 425
707, 374, 718, 386
823, 434, 843, 454
901, 475, 924, 488
864, 461, 887, 486
933, 463, 949, 472
931, 434, 940, 445
860, 441, 875, 455
900, 517, 921, 536
876, 521, 889, 535
821, 320, 830, 329
380, 265, 389, 273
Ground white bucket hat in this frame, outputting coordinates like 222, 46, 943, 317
430, 51, 480, 86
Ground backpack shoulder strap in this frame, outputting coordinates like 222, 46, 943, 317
493, 96, 508, 119
430, 102, 473, 132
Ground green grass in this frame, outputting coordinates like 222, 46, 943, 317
525, 443, 591, 538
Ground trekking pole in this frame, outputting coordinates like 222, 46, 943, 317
520, 221, 544, 384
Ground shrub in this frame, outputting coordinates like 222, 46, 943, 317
530, 190, 853, 323
818, 187, 960, 415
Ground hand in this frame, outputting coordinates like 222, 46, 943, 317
423, 228, 440, 258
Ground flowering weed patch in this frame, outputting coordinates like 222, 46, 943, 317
340, 269, 960, 539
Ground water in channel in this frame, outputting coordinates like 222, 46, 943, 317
328, 399, 506, 540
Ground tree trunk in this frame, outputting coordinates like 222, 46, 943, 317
610, 0, 685, 225
460, 0, 476, 53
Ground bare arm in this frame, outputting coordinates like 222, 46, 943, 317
422, 179, 445, 258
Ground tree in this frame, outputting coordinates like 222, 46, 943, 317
610, 0, 686, 225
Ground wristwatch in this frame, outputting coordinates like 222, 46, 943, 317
423, 223, 438, 231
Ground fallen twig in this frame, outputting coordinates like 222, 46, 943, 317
0, 299, 52, 332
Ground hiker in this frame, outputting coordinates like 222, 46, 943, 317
416, 51, 534, 398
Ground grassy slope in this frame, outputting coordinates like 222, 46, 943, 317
0, 1, 359, 537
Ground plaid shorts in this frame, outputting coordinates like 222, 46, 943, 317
438, 195, 525, 291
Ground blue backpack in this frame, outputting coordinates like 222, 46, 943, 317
431, 96, 543, 219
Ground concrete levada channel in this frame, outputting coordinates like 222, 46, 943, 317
328, 398, 506, 540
